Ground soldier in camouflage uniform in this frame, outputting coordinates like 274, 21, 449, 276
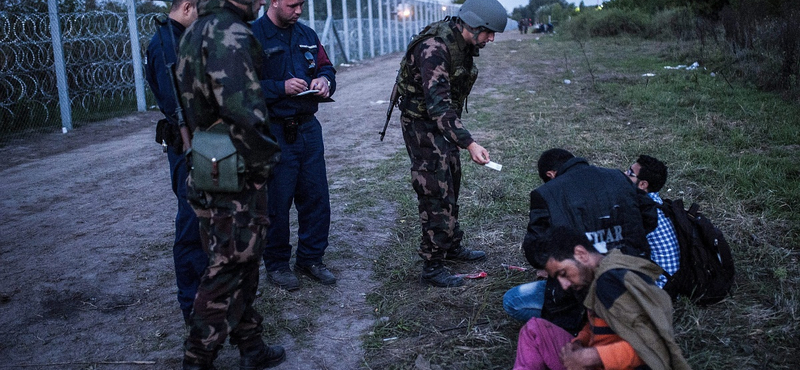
396, 0, 507, 287
176, 0, 285, 369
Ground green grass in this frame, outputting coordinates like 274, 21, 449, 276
362, 34, 800, 369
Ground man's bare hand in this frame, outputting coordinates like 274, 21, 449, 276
180, 125, 192, 153
284, 77, 309, 95
309, 77, 330, 98
466, 142, 489, 165
560, 342, 601, 370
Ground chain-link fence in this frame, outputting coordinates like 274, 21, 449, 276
0, 0, 483, 140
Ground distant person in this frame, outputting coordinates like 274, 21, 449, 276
253, 0, 338, 291
626, 155, 680, 288
144, 0, 205, 326
395, 0, 507, 287
513, 226, 691, 370
504, 148, 657, 335
176, 0, 284, 368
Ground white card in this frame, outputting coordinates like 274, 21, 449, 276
485, 161, 502, 171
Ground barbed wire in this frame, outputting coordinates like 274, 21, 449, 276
0, 2, 455, 135
0, 10, 156, 130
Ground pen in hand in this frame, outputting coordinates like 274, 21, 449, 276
288, 71, 308, 91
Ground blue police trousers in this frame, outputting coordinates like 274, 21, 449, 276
261, 117, 330, 271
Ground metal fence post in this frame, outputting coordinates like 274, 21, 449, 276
309, 0, 316, 31
385, 0, 394, 53
412, 1, 418, 35
401, 6, 407, 46
126, 0, 146, 112
377, 0, 384, 55
392, 0, 399, 51
341, 0, 350, 61
47, 0, 72, 132
356, 0, 363, 60
323, 0, 335, 65
367, 0, 375, 58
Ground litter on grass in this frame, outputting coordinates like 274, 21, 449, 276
664, 61, 701, 70
454, 271, 487, 279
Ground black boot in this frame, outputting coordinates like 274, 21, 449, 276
444, 247, 486, 262
421, 261, 464, 287
239, 341, 286, 370
182, 358, 216, 370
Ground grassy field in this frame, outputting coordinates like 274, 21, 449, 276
359, 34, 800, 369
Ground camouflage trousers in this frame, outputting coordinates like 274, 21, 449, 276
184, 175, 270, 364
401, 115, 464, 262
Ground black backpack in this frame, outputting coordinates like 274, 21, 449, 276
659, 198, 735, 305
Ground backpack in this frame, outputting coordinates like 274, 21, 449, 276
659, 198, 735, 305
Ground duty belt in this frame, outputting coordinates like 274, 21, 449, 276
277, 114, 314, 125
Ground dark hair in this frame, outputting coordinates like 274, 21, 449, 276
530, 226, 596, 268
537, 148, 574, 183
636, 155, 668, 192
523, 231, 551, 270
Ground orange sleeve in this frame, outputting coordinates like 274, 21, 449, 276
595, 340, 645, 370
571, 322, 592, 346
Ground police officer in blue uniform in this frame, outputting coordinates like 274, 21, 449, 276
144, 0, 207, 325
253, 0, 337, 290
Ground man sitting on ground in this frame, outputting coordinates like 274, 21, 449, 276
626, 154, 680, 288
503, 148, 657, 335
513, 227, 690, 370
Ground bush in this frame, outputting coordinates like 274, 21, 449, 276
563, 7, 652, 39
717, 0, 800, 96
651, 7, 695, 40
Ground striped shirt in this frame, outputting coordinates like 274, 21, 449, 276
573, 311, 646, 370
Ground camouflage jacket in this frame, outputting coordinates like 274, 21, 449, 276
396, 18, 478, 149
177, 0, 280, 183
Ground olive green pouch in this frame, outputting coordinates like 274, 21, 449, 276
189, 122, 245, 193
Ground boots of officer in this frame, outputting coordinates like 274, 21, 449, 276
239, 340, 286, 370
182, 359, 217, 370
444, 246, 486, 262
422, 260, 464, 287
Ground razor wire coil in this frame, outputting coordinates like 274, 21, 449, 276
1, 10, 154, 130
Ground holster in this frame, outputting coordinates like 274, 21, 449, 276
155, 118, 183, 153
280, 115, 313, 144
283, 120, 299, 144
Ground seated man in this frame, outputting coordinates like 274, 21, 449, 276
626, 155, 680, 288
503, 148, 657, 335
513, 227, 690, 370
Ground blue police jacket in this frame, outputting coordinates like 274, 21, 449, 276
252, 15, 336, 120
145, 18, 185, 125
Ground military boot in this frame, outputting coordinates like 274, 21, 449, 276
444, 247, 486, 262
421, 261, 464, 287
239, 340, 286, 370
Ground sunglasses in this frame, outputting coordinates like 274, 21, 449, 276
304, 51, 316, 75
626, 167, 638, 178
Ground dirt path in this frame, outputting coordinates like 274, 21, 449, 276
0, 31, 530, 370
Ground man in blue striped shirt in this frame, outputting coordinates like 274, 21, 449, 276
626, 155, 680, 288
